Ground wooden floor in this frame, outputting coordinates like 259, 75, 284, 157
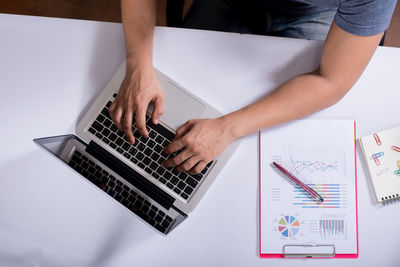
0, 0, 399, 47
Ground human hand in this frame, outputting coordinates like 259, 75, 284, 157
109, 65, 164, 144
162, 117, 235, 174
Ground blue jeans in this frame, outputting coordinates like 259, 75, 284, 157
183, 0, 337, 41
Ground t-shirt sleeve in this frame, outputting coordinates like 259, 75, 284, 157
334, 0, 397, 36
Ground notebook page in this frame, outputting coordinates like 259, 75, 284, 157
359, 126, 400, 203
259, 120, 357, 255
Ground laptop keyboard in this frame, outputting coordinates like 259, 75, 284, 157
68, 150, 173, 234
87, 93, 213, 201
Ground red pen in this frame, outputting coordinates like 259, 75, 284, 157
273, 161, 324, 202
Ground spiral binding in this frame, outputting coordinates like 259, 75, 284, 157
381, 193, 400, 204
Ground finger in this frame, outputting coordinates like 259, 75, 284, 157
164, 137, 186, 154
173, 120, 193, 141
135, 104, 149, 138
151, 94, 164, 125
123, 107, 135, 144
189, 160, 207, 175
177, 155, 202, 172
110, 103, 124, 131
162, 149, 193, 168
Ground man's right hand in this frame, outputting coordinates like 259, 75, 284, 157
109, 65, 164, 144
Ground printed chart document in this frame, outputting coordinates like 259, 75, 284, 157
259, 120, 358, 258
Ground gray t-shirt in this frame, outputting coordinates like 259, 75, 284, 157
259, 0, 397, 36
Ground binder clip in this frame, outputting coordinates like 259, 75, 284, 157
283, 243, 335, 258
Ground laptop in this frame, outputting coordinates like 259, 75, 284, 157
34, 61, 240, 234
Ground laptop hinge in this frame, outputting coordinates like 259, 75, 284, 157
86, 140, 175, 210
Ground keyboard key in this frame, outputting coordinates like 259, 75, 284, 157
147, 140, 156, 148
185, 177, 198, 188
149, 130, 157, 139
96, 114, 105, 123
143, 156, 151, 166
149, 162, 158, 171
136, 152, 144, 161
184, 186, 194, 195
122, 142, 131, 151
166, 183, 174, 189
161, 220, 171, 229
116, 147, 123, 154
116, 130, 125, 137
156, 167, 165, 176
178, 172, 187, 181
192, 173, 203, 181
158, 210, 165, 217
106, 101, 112, 108
170, 176, 179, 185
110, 124, 118, 132
142, 205, 150, 213
177, 181, 186, 190
155, 224, 166, 233
159, 177, 167, 184
115, 185, 122, 193
154, 145, 163, 153
150, 152, 160, 161
88, 127, 96, 135
128, 194, 136, 203
148, 121, 175, 141
148, 209, 156, 218
165, 215, 173, 222
155, 135, 164, 144
130, 157, 138, 164
102, 137, 110, 144
102, 128, 111, 137
123, 152, 131, 159
121, 198, 129, 207
95, 132, 102, 139
138, 162, 145, 169
129, 147, 137, 156
101, 108, 110, 118
121, 190, 129, 198
181, 193, 189, 200
110, 143, 117, 149
164, 172, 172, 180
144, 148, 152, 156
155, 215, 163, 223
153, 173, 160, 179
116, 138, 124, 146
104, 119, 112, 128
137, 143, 145, 151
144, 167, 152, 174
173, 188, 181, 194
109, 133, 117, 141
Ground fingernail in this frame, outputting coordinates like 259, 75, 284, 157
154, 118, 159, 125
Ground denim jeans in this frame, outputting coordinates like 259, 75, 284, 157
183, 0, 337, 41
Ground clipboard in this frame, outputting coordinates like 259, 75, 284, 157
258, 120, 359, 258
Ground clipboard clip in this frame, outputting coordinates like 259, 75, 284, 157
283, 243, 335, 258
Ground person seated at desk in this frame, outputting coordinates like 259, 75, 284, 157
109, 0, 396, 174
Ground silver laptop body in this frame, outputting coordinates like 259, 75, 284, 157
35, 62, 239, 234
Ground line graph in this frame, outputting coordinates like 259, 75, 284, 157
288, 156, 338, 175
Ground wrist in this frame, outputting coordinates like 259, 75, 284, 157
218, 115, 241, 142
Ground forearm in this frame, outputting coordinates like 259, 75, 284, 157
224, 71, 349, 139
121, 0, 157, 69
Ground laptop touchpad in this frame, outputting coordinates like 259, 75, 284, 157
160, 81, 205, 129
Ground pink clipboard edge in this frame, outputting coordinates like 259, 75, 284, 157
258, 121, 359, 258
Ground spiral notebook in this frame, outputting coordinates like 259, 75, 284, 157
259, 120, 358, 258
359, 126, 400, 203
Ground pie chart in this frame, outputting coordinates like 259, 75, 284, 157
278, 216, 300, 237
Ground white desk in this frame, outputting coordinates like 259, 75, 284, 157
1, 13, 399, 267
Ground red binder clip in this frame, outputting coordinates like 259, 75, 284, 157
373, 133, 381, 146
392, 146, 400, 152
